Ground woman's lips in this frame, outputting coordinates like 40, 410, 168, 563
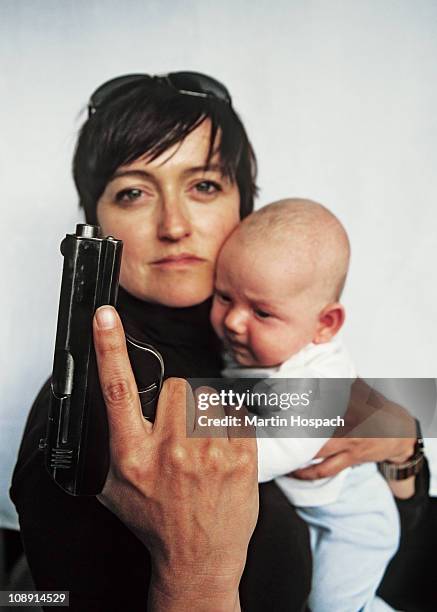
151, 254, 205, 268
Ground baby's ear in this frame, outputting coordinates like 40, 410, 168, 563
313, 303, 345, 344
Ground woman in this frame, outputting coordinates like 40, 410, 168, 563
11, 72, 418, 611
11, 72, 313, 612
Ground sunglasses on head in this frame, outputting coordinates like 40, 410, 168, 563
88, 71, 232, 117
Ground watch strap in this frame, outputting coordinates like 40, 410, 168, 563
378, 419, 425, 481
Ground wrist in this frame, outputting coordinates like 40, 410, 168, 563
149, 564, 242, 612
378, 419, 425, 480
149, 578, 240, 612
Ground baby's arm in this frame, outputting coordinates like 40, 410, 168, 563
254, 373, 354, 482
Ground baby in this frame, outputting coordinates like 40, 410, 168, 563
210, 199, 399, 612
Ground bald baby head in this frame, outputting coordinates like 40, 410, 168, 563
210, 198, 350, 366
227, 198, 350, 303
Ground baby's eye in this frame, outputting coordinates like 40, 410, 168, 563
115, 188, 145, 204
215, 291, 231, 303
194, 180, 222, 195
254, 308, 271, 319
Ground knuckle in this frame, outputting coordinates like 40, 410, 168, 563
305, 464, 322, 478
115, 455, 144, 484
204, 444, 224, 469
167, 443, 189, 468
236, 448, 255, 472
102, 379, 131, 405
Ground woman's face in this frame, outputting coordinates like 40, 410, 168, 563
97, 121, 240, 307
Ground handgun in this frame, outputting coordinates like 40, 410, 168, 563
41, 224, 164, 496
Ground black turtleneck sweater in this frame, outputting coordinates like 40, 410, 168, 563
118, 288, 224, 378
10, 289, 311, 612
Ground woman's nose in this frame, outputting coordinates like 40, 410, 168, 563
224, 307, 247, 335
157, 196, 191, 242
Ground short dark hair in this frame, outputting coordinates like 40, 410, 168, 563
73, 79, 258, 224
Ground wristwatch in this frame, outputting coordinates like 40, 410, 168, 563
378, 419, 425, 481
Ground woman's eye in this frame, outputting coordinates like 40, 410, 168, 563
194, 180, 222, 195
115, 188, 144, 203
254, 308, 271, 319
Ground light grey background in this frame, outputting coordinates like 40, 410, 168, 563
1, 0, 436, 527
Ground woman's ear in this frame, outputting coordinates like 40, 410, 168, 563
313, 303, 345, 344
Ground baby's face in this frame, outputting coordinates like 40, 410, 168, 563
210, 239, 321, 367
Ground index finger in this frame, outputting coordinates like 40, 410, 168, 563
93, 306, 151, 453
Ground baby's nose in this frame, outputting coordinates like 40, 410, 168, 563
224, 307, 247, 335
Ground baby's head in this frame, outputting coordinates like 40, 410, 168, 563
210, 198, 350, 367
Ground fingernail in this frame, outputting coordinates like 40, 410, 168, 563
95, 306, 116, 329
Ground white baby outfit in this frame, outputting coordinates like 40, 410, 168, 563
222, 339, 400, 612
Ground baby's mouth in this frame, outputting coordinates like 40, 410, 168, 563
225, 338, 250, 355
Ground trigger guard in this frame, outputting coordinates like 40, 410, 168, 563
125, 335, 164, 421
